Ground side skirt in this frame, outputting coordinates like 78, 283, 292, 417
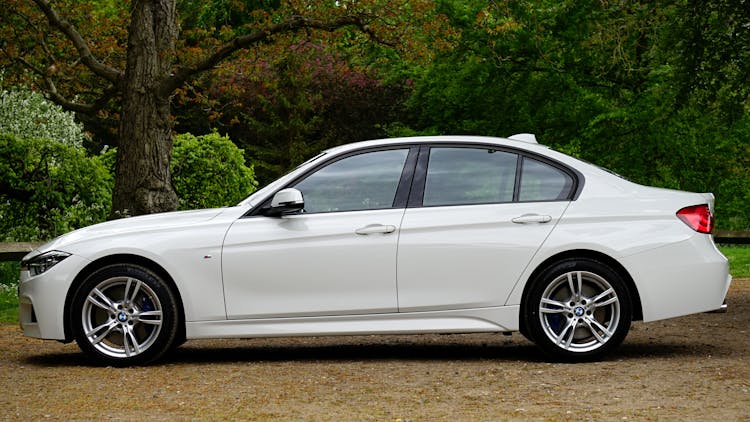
186, 305, 520, 339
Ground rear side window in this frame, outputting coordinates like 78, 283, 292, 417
519, 157, 574, 201
423, 147, 518, 206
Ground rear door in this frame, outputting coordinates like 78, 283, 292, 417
397, 145, 575, 311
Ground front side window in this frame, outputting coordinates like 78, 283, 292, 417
293, 149, 409, 213
423, 147, 518, 206
519, 157, 574, 201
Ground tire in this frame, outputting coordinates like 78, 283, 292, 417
524, 258, 632, 362
71, 264, 180, 366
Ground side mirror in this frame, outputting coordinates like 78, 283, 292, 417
267, 188, 304, 216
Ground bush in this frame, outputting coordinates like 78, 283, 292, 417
171, 132, 257, 209
0, 261, 20, 323
0, 133, 112, 241
0, 130, 256, 244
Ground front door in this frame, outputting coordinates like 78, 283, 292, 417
222, 148, 413, 319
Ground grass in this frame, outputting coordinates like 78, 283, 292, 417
718, 244, 750, 278
0, 245, 748, 326
0, 262, 20, 324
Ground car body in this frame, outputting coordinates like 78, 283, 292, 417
18, 135, 731, 365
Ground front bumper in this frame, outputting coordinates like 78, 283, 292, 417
18, 253, 88, 340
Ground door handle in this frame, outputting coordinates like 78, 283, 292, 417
511, 214, 552, 224
355, 224, 397, 235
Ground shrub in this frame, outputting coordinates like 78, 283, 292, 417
0, 133, 112, 241
171, 132, 257, 209
0, 262, 20, 323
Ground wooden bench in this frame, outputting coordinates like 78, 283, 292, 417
714, 230, 750, 245
0, 242, 43, 261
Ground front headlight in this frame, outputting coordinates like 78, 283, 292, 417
21, 251, 71, 276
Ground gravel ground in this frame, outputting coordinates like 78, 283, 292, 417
1, 279, 748, 421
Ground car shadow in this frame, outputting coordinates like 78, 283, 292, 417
21, 335, 734, 367
168, 340, 544, 364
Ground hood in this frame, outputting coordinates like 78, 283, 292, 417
27, 208, 225, 259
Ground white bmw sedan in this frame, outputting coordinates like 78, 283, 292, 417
19, 135, 731, 365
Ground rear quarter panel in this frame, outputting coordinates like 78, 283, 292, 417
505, 173, 730, 321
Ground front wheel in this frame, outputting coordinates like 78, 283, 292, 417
71, 264, 180, 366
524, 258, 632, 362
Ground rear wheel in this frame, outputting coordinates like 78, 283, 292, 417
524, 258, 632, 361
71, 264, 179, 366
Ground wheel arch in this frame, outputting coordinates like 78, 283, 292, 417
63, 254, 186, 344
519, 249, 643, 334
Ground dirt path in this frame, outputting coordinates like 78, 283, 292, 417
1, 279, 748, 421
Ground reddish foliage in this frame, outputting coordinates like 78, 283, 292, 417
174, 40, 410, 184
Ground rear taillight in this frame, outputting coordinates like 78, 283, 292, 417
676, 204, 714, 234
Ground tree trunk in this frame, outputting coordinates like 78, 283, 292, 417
111, 0, 179, 216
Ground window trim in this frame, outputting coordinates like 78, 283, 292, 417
407, 143, 583, 208
249, 145, 420, 217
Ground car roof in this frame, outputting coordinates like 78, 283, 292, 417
322, 135, 550, 156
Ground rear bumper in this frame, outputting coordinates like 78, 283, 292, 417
621, 235, 731, 322
707, 282, 730, 314
707, 300, 728, 313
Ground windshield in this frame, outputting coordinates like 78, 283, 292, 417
236, 151, 329, 207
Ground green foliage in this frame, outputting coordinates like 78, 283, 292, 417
0, 0, 747, 229
171, 132, 258, 209
396, 0, 750, 230
177, 0, 281, 32
0, 133, 112, 241
0, 79, 88, 148
718, 246, 750, 279
0, 129, 256, 244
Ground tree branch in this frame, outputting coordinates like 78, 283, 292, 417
162, 14, 377, 95
0, 182, 34, 202
5, 50, 117, 114
41, 78, 119, 114
30, 0, 122, 84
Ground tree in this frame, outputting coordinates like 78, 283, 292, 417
2, 0, 447, 216
174, 41, 410, 185
393, 0, 750, 229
